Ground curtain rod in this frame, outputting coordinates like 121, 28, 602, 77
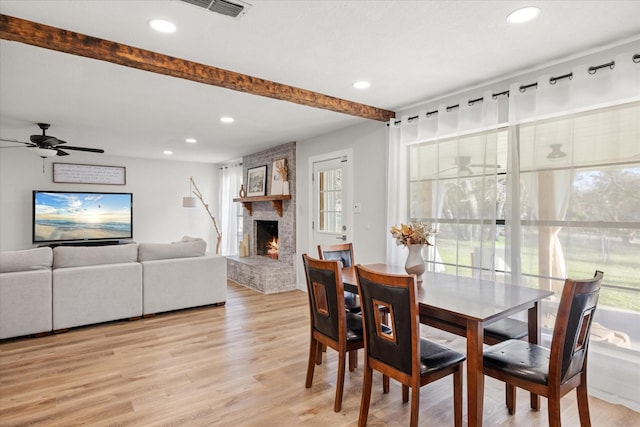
219, 162, 243, 170
393, 55, 638, 126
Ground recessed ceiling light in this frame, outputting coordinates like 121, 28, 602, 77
353, 81, 371, 89
148, 19, 176, 33
220, 116, 235, 124
163, 150, 173, 155
506, 7, 540, 24
185, 138, 197, 144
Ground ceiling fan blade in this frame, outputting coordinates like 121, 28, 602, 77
469, 164, 502, 169
42, 136, 63, 146
1, 137, 26, 143
31, 135, 65, 146
62, 146, 105, 153
439, 166, 458, 174
55, 149, 70, 156
30, 134, 48, 144
0, 138, 34, 146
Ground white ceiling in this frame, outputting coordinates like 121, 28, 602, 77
1, 0, 639, 163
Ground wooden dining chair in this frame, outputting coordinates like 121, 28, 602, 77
317, 243, 360, 313
302, 254, 364, 412
483, 270, 604, 427
355, 265, 466, 427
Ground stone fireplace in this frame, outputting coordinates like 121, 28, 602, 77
226, 142, 296, 294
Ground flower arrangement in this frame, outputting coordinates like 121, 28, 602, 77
390, 221, 434, 246
276, 160, 288, 182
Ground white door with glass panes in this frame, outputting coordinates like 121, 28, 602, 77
311, 153, 352, 252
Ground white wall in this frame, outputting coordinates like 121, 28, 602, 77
0, 149, 219, 251
295, 120, 388, 289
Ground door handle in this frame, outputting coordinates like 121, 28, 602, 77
336, 235, 347, 241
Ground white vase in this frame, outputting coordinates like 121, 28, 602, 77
282, 181, 290, 195
405, 244, 426, 282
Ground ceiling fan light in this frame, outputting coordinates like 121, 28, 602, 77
29, 147, 57, 157
459, 166, 472, 177
547, 144, 567, 160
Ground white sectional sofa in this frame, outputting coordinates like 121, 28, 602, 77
0, 247, 53, 339
0, 237, 226, 339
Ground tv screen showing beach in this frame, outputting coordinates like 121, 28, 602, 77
33, 191, 132, 243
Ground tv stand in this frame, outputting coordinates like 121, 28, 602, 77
40, 240, 134, 248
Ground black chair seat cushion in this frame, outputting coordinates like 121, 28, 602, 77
419, 338, 466, 374
484, 318, 528, 341
483, 339, 550, 385
346, 312, 364, 341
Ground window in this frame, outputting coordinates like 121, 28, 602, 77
318, 168, 342, 234
409, 102, 640, 349
409, 129, 508, 278
517, 103, 640, 318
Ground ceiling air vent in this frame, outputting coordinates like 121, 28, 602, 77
180, 0, 252, 19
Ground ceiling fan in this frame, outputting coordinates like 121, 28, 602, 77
441, 156, 502, 176
0, 123, 105, 157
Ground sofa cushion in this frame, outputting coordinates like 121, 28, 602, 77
0, 247, 53, 273
53, 243, 138, 268
179, 235, 202, 243
138, 239, 206, 261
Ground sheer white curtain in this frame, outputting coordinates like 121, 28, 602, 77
387, 91, 504, 268
219, 162, 243, 256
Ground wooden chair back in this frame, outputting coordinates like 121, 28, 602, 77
318, 242, 361, 331
355, 265, 419, 381
302, 254, 347, 342
317, 243, 355, 268
550, 270, 603, 386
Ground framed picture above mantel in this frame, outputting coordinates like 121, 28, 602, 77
246, 165, 267, 197
53, 163, 126, 185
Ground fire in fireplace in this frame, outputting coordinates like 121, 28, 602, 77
255, 220, 279, 259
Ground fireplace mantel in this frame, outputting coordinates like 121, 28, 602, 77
233, 194, 292, 217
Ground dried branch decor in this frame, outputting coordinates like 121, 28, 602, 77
190, 176, 222, 254
276, 161, 288, 181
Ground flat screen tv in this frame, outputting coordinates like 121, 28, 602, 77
33, 190, 133, 244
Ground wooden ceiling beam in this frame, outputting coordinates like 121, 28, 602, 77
0, 14, 395, 122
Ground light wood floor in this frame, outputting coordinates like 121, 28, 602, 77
1, 281, 638, 426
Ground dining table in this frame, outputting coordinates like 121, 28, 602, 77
341, 264, 554, 427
